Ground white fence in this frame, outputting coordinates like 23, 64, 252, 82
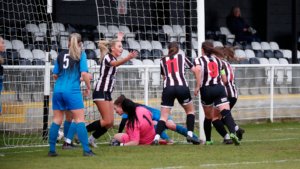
0, 64, 300, 146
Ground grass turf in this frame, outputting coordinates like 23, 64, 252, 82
0, 122, 300, 169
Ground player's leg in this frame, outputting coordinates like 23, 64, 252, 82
72, 108, 95, 156
217, 103, 240, 145
153, 87, 174, 144
166, 120, 198, 139
153, 107, 171, 144
87, 100, 114, 147
63, 111, 72, 138
228, 97, 245, 141
212, 108, 232, 144
203, 105, 213, 145
48, 110, 64, 156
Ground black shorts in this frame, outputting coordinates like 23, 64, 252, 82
228, 97, 237, 110
93, 90, 112, 101
200, 84, 229, 107
161, 86, 192, 108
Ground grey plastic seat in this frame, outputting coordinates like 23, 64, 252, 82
220, 26, 235, 43
19, 49, 34, 61
32, 49, 46, 61
12, 40, 25, 51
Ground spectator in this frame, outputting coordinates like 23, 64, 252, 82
226, 6, 260, 43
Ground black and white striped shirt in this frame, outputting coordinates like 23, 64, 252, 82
95, 53, 117, 92
160, 53, 193, 88
194, 55, 224, 87
222, 60, 238, 98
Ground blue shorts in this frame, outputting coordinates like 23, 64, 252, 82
52, 92, 84, 110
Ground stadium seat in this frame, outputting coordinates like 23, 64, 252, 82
245, 49, 256, 59
120, 49, 129, 59
192, 40, 198, 49
269, 42, 280, 50
4, 39, 13, 49
213, 41, 223, 47
151, 41, 163, 50
269, 58, 285, 94
239, 58, 250, 64
261, 42, 271, 50
243, 43, 253, 50
162, 48, 168, 55
273, 50, 284, 59
220, 26, 235, 43
121, 41, 129, 49
235, 49, 246, 59
12, 40, 25, 50
140, 49, 152, 60
6, 49, 20, 65
85, 49, 97, 60
151, 49, 163, 59
97, 25, 113, 40
19, 49, 34, 61
94, 49, 100, 59
162, 25, 177, 42
50, 49, 58, 61
107, 25, 119, 36
253, 50, 264, 58
279, 58, 292, 85
32, 49, 46, 61
264, 50, 274, 59
281, 49, 292, 63
233, 41, 243, 49
139, 40, 152, 50
192, 50, 197, 59
251, 42, 262, 50
84, 41, 96, 50
127, 40, 141, 51
60, 38, 68, 49
25, 23, 45, 42
172, 25, 185, 41
143, 59, 154, 65
119, 25, 135, 40
154, 59, 160, 65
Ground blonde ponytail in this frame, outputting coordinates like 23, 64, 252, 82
98, 39, 120, 61
68, 33, 82, 60
98, 40, 109, 61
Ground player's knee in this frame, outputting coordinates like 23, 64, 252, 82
220, 109, 231, 117
102, 120, 114, 128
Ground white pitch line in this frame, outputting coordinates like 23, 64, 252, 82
151, 166, 184, 169
243, 137, 298, 142
260, 128, 300, 131
0, 149, 43, 156
200, 159, 300, 167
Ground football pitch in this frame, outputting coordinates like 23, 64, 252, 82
0, 122, 300, 169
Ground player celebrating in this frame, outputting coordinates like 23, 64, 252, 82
153, 42, 201, 145
86, 32, 138, 147
111, 97, 156, 146
193, 41, 240, 145
48, 33, 94, 156
114, 95, 199, 144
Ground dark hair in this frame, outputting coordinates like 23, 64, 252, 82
201, 40, 223, 57
168, 42, 179, 59
228, 6, 241, 17
114, 94, 126, 105
121, 98, 138, 129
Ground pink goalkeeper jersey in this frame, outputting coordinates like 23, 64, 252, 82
125, 106, 155, 145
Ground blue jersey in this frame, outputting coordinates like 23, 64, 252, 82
121, 105, 161, 121
53, 50, 88, 93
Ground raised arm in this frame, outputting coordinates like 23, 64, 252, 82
110, 50, 138, 67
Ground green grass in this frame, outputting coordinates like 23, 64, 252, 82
1, 122, 300, 169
